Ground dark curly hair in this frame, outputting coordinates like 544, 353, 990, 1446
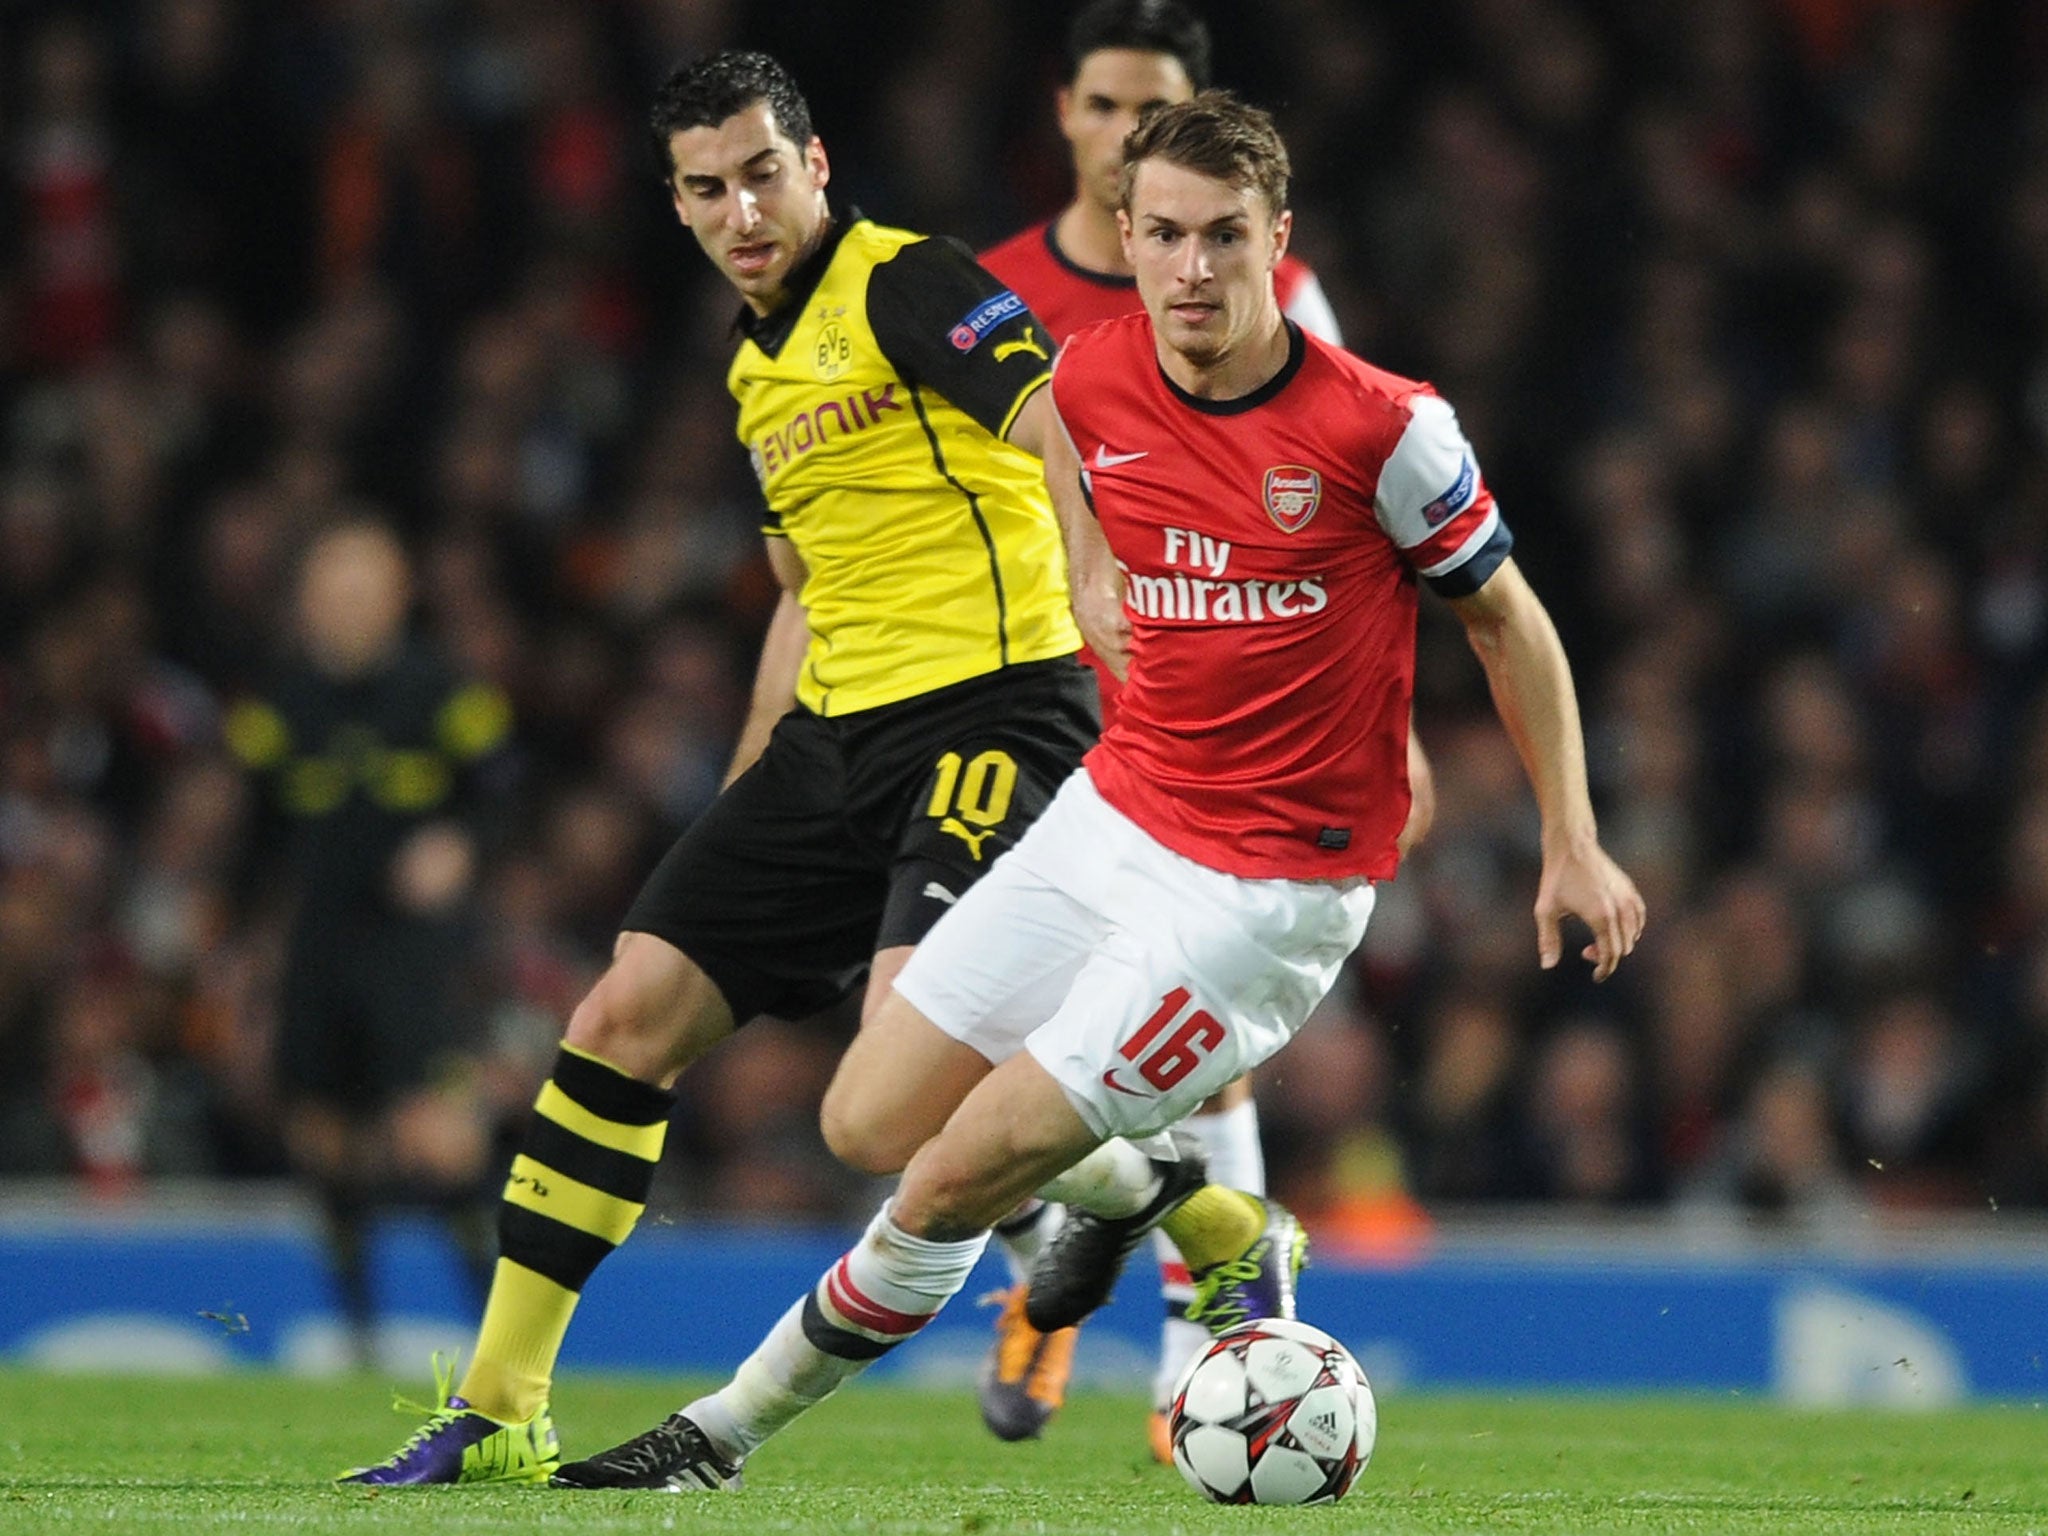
649, 50, 814, 182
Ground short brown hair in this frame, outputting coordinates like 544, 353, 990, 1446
1117, 90, 1290, 216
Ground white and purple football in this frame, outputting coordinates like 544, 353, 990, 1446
1167, 1317, 1376, 1505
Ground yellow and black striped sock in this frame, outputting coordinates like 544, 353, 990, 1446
1157, 1186, 1264, 1273
458, 1044, 671, 1422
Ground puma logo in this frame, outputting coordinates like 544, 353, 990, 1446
940, 818, 997, 860
994, 326, 1049, 364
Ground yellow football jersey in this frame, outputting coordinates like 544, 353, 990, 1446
729, 215, 1080, 714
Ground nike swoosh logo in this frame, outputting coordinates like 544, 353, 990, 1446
1099, 1066, 1150, 1097
922, 881, 958, 906
1093, 446, 1148, 468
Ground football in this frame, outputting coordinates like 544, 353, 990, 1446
1167, 1317, 1376, 1505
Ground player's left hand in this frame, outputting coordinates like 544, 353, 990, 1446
1072, 577, 1131, 680
1534, 840, 1645, 982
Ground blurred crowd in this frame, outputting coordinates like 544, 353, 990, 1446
1, 0, 2045, 1242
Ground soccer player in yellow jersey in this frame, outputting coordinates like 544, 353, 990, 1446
341, 50, 1127, 1485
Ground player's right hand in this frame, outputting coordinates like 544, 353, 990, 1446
1534, 840, 1645, 982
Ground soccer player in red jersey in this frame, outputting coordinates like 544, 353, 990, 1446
979, 2, 1435, 1454
558, 90, 1642, 1496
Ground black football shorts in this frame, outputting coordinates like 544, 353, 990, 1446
621, 656, 1099, 1024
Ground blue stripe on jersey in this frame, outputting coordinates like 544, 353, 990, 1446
1424, 520, 1514, 598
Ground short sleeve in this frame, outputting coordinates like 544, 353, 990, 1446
866, 237, 1053, 439
1372, 392, 1513, 597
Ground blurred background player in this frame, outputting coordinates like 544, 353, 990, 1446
979, 0, 1437, 1457
226, 518, 512, 1366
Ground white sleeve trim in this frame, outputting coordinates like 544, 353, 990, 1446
1373, 394, 1480, 550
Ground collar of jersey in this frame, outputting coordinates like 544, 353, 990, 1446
1042, 220, 1135, 291
735, 204, 860, 358
1157, 320, 1307, 415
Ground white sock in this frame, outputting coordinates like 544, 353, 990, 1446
685, 1202, 988, 1460
1186, 1098, 1267, 1195
1036, 1137, 1162, 1217
1152, 1099, 1267, 1405
992, 1199, 1064, 1283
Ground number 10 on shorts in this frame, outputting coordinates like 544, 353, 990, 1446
1102, 985, 1224, 1096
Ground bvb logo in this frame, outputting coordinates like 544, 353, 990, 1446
814, 321, 852, 381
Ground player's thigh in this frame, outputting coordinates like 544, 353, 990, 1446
825, 764, 1104, 1174
821, 963, 996, 1174
891, 776, 1110, 1068
892, 1048, 1105, 1240
818, 672, 1104, 1157
617, 710, 889, 1035
275, 935, 362, 1109
1196, 1077, 1256, 1114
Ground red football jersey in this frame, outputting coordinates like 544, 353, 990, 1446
1052, 314, 1511, 880
982, 219, 1342, 726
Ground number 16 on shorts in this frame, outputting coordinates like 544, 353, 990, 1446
1101, 986, 1224, 1098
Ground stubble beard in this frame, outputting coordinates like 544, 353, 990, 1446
1171, 331, 1223, 369
1163, 304, 1233, 370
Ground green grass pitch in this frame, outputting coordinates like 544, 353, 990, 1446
0, 1370, 2043, 1534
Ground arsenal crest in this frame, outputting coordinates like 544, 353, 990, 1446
1263, 465, 1322, 533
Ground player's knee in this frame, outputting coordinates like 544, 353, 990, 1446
385, 1089, 487, 1185
563, 936, 734, 1084
565, 976, 635, 1058
819, 1085, 915, 1176
563, 972, 681, 1084
284, 1109, 350, 1180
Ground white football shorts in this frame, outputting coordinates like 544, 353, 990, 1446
893, 768, 1376, 1141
